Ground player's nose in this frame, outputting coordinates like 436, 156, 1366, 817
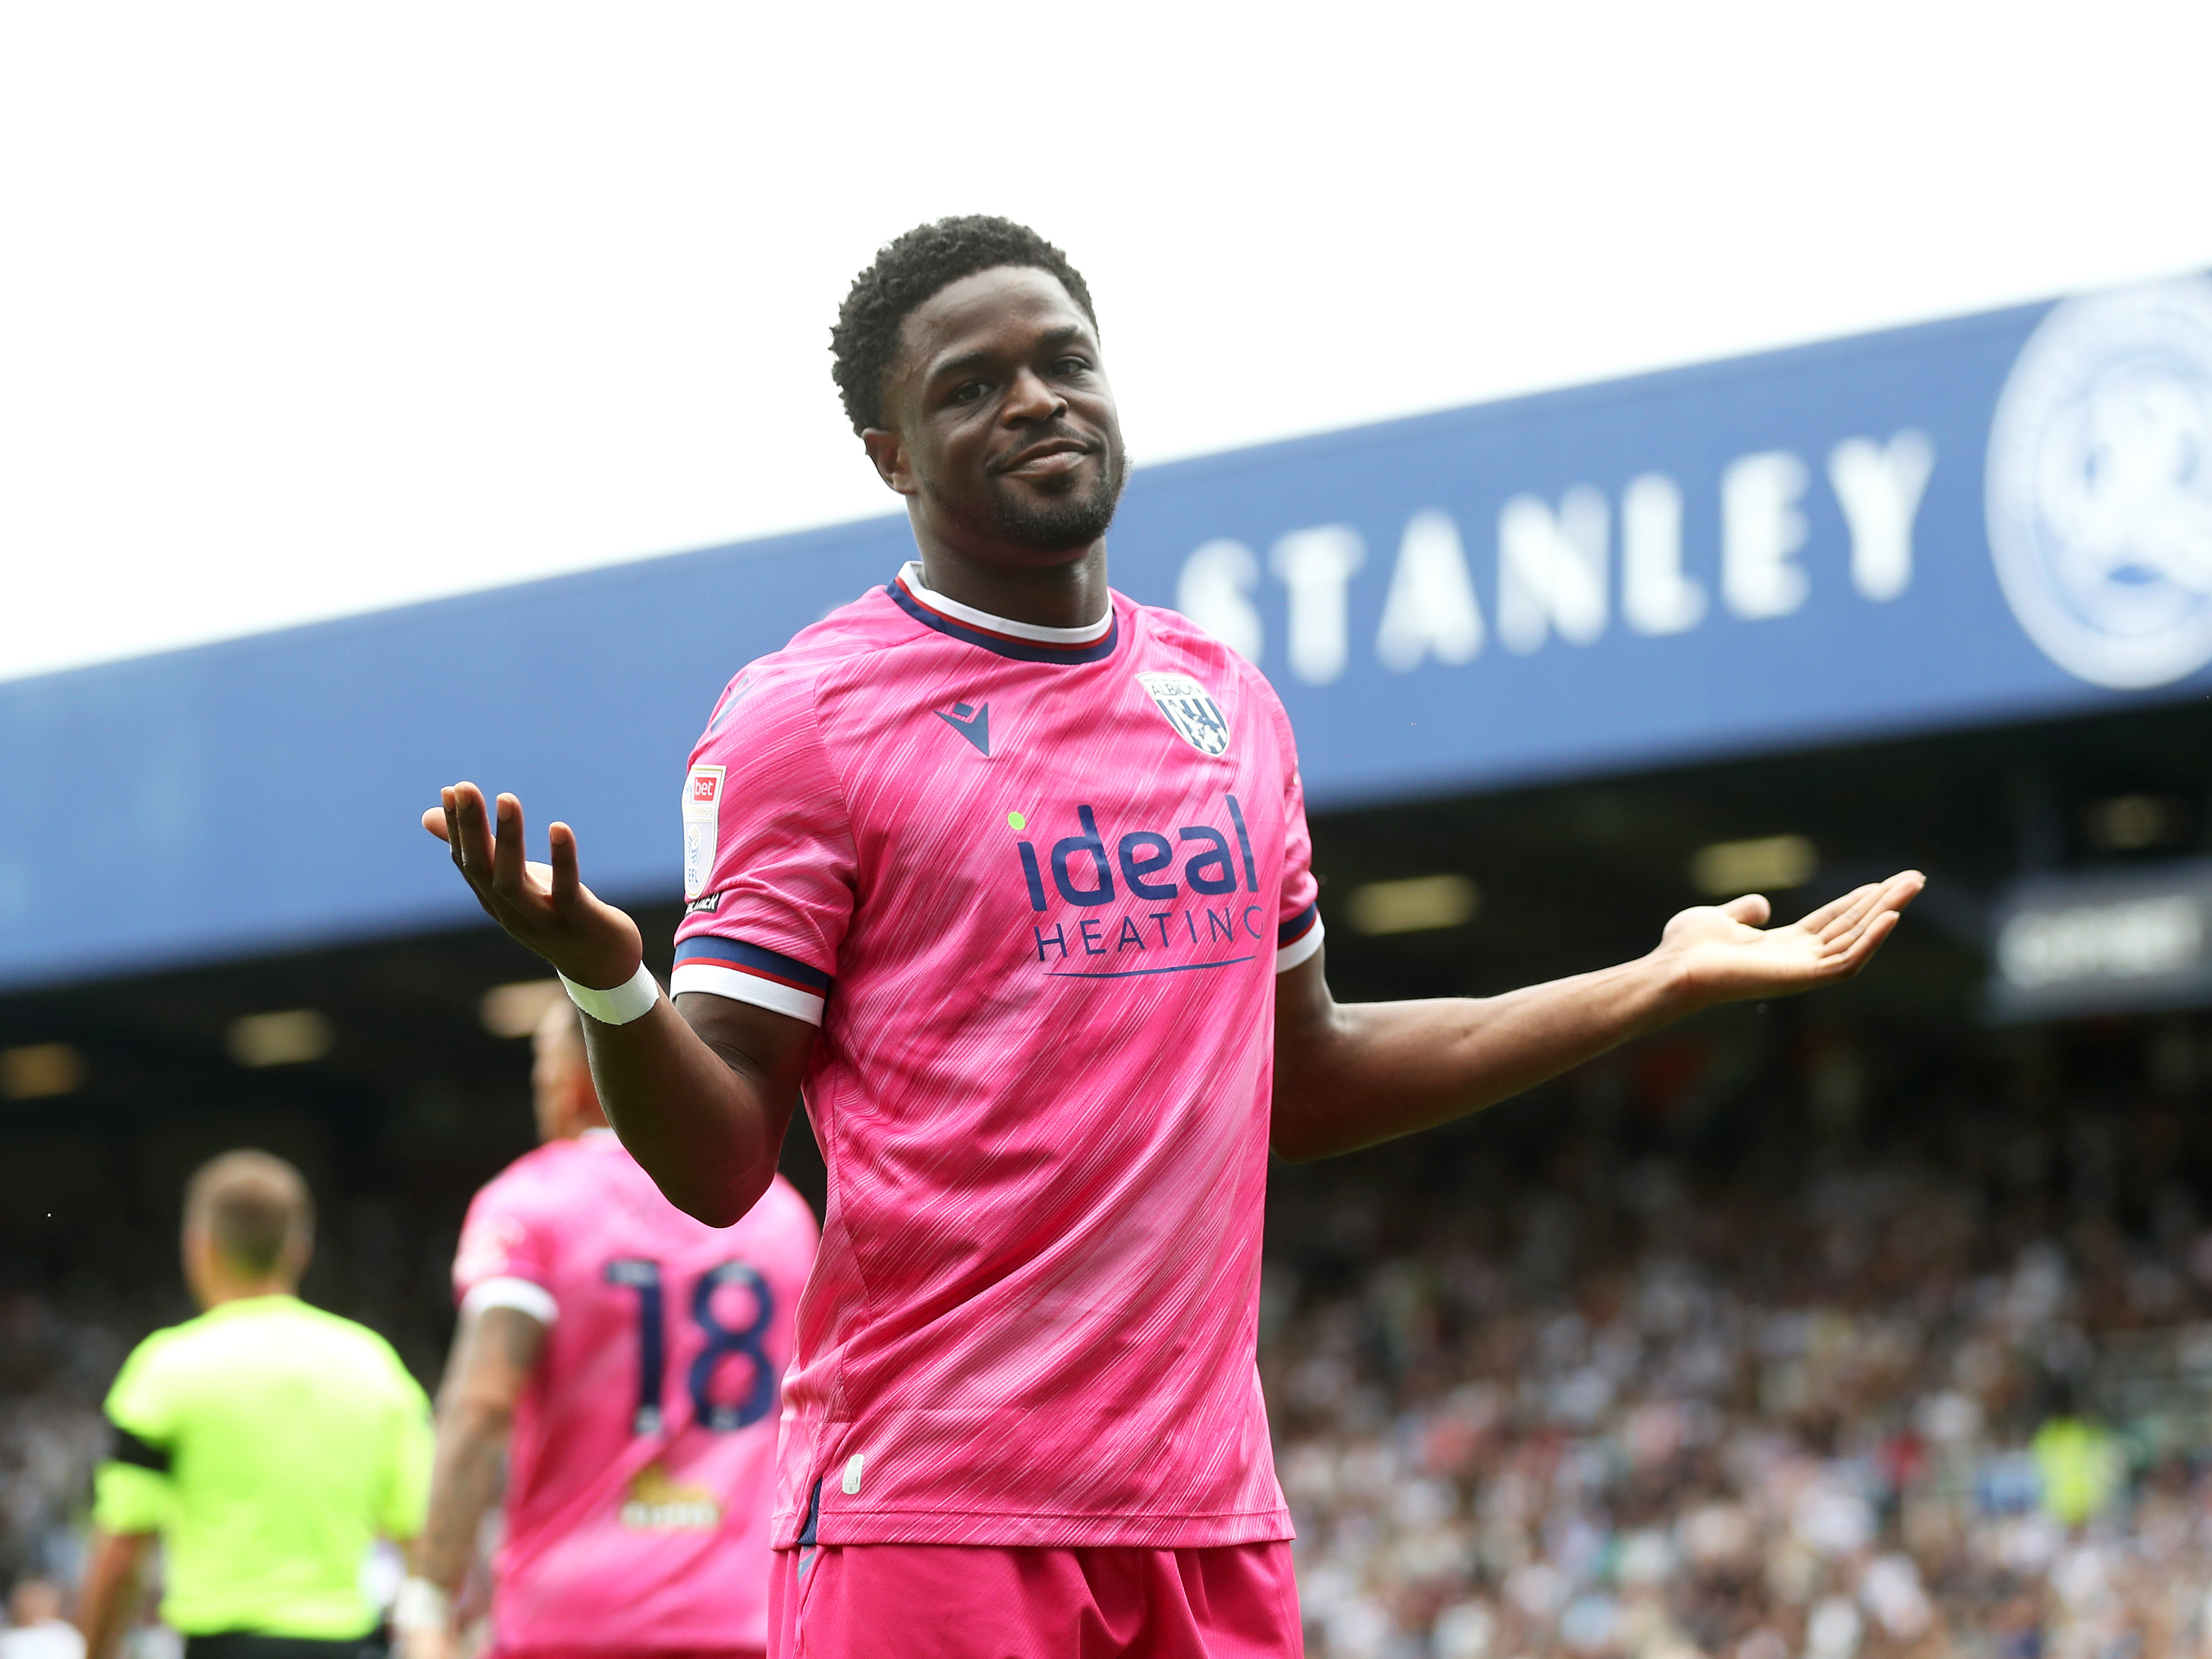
999, 365, 1066, 425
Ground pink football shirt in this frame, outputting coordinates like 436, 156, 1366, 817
672, 562, 1323, 1550
451, 1131, 818, 1651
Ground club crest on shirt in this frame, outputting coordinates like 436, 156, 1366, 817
1135, 672, 1231, 757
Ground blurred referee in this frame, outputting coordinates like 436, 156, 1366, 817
75, 1152, 432, 1659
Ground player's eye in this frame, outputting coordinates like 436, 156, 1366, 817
1052, 357, 1091, 377
950, 380, 989, 404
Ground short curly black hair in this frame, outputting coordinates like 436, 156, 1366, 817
830, 216, 1098, 435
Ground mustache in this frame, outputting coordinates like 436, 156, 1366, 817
990, 425, 1103, 474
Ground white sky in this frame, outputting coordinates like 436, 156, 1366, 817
3, 2, 2207, 685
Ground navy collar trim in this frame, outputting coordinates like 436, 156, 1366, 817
887, 579, 1121, 665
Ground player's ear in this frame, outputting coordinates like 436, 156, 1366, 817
861, 427, 917, 497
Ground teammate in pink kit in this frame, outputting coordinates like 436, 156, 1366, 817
426, 217, 1921, 1656
395, 1001, 816, 1659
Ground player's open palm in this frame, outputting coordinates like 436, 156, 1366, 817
1660, 871, 1924, 1010
422, 782, 643, 989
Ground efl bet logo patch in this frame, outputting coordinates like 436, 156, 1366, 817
682, 764, 726, 900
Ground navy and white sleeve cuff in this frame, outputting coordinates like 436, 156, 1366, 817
671, 938, 833, 1024
1276, 902, 1324, 972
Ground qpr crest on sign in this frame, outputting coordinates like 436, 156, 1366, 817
1136, 671, 1231, 756
1986, 276, 2212, 690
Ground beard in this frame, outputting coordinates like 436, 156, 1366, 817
987, 444, 1129, 554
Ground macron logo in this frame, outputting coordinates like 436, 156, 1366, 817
934, 701, 991, 756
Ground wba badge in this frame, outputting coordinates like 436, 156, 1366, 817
1136, 671, 1231, 756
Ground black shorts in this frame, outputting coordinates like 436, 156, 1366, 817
183, 1634, 384, 1659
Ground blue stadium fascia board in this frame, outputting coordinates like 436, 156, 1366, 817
5, 276, 2209, 989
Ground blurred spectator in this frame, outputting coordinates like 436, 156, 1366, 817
2031, 1415, 2123, 1528
1, 1582, 85, 1659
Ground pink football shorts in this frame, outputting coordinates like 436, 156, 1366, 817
767, 1540, 1302, 1658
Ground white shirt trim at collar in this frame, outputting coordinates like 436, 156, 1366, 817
895, 561, 1112, 645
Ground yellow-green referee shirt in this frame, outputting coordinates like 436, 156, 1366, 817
95, 1295, 432, 1639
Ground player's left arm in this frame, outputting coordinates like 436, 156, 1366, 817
75, 1530, 154, 1659
1270, 875, 1922, 1161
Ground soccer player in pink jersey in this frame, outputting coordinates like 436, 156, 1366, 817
394, 1000, 816, 1659
423, 217, 1922, 1657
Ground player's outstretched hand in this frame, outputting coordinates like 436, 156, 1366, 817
1657, 870, 1925, 1011
421, 782, 644, 989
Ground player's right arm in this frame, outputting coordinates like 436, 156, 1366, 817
80, 1335, 171, 1659
422, 784, 812, 1225
399, 1304, 544, 1659
75, 1531, 153, 1659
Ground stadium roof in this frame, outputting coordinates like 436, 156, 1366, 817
5, 276, 2209, 991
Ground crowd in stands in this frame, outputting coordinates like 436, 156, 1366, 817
1, 1291, 127, 1599
1262, 1014, 2212, 1659
8, 1011, 2212, 1659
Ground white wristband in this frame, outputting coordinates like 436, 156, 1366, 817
558, 961, 661, 1026
392, 1576, 453, 1633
